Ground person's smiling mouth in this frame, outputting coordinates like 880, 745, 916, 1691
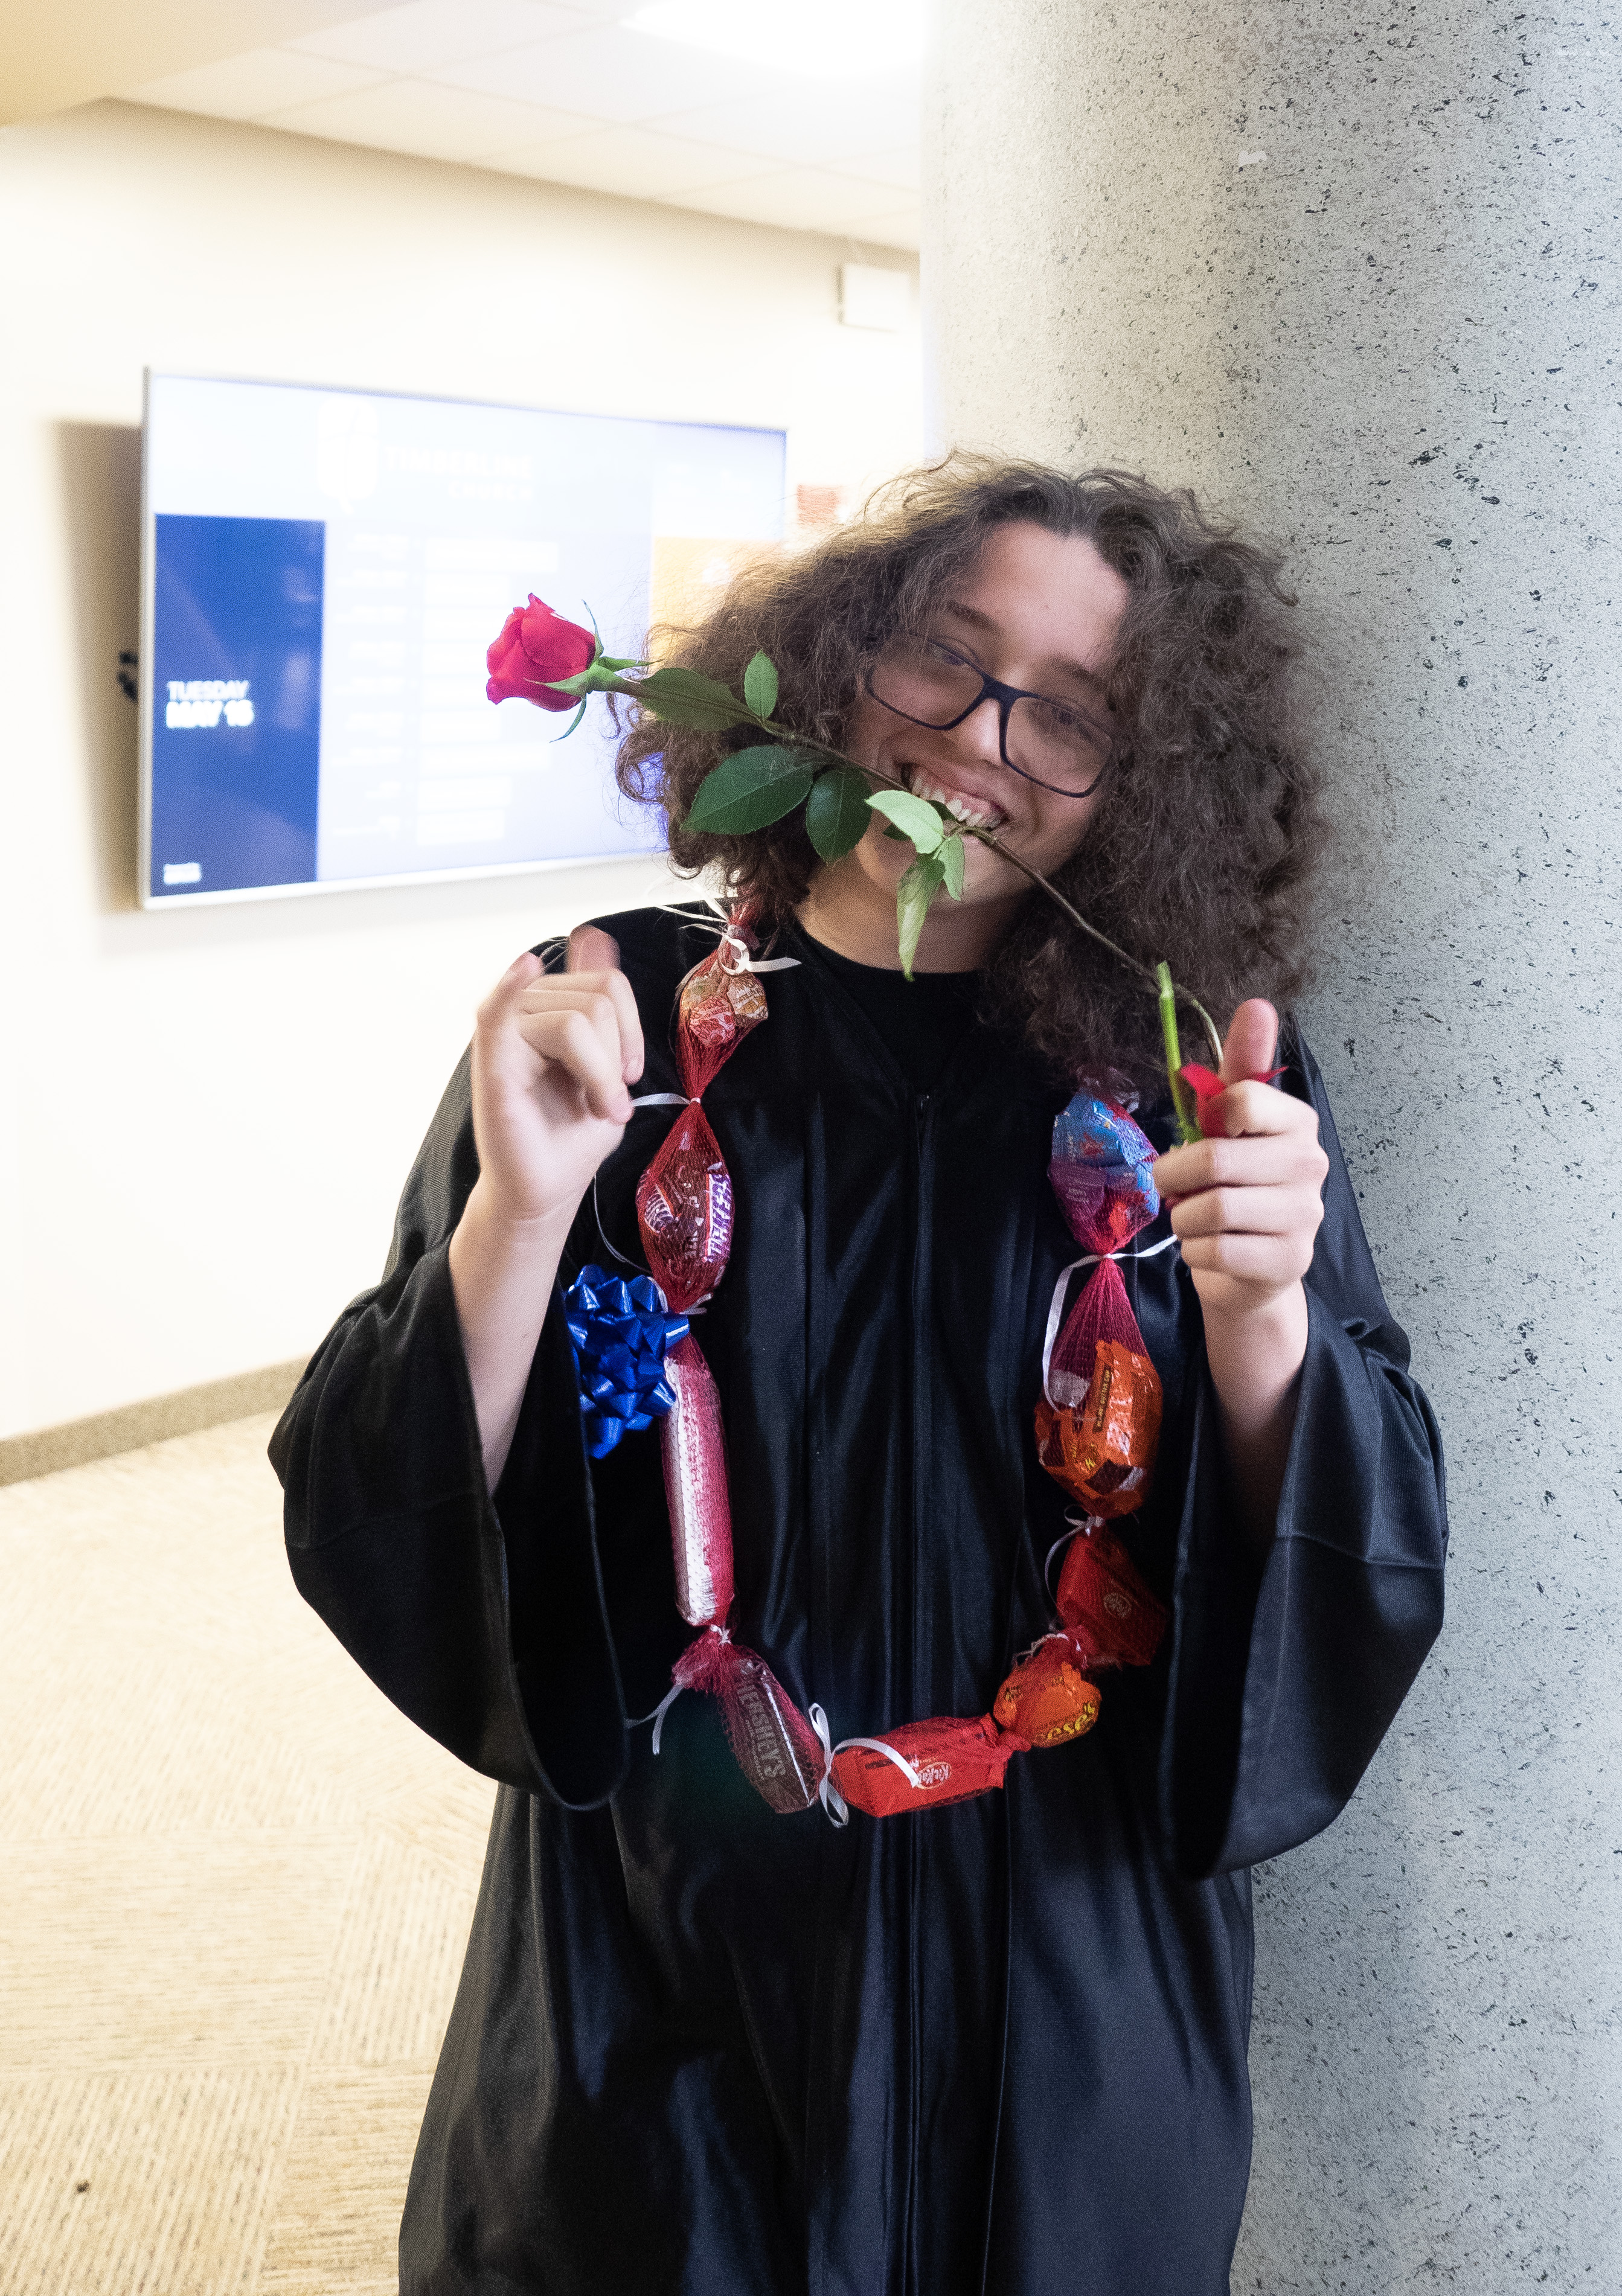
903, 768, 1010, 832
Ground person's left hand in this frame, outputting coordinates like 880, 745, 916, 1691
1150, 1000, 1329, 1323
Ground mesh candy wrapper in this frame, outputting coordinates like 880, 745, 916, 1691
666, 1631, 825, 1815
658, 1332, 734, 1628
1038, 1098, 1166, 1518
1054, 1523, 1168, 1670
637, 1104, 734, 1316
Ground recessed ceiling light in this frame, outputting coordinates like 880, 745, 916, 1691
622, 0, 923, 78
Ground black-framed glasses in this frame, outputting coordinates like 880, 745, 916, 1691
863, 636, 1117, 798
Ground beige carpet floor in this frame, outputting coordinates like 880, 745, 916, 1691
0, 1413, 496, 2296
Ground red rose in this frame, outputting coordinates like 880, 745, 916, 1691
486, 595, 596, 711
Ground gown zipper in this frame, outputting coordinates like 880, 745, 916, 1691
903, 1086, 935, 2296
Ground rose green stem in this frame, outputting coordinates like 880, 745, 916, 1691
1157, 961, 1204, 1145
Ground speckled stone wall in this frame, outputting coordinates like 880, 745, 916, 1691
925, 5, 1618, 2287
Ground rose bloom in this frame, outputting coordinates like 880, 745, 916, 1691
486, 595, 595, 711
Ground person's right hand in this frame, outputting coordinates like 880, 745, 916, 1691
466, 924, 645, 1233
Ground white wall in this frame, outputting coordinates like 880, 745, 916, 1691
0, 99, 923, 1438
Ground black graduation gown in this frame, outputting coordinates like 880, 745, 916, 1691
271, 904, 1447, 2296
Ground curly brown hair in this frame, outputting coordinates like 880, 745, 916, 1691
615, 454, 1326, 1095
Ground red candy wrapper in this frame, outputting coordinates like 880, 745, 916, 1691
673, 1632, 824, 1815
659, 1333, 734, 1628
1054, 1522, 1168, 1669
678, 944, 767, 1099
637, 1102, 734, 1315
992, 1638, 1101, 1748
832, 1715, 1017, 1818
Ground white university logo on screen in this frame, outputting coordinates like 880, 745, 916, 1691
165, 679, 254, 729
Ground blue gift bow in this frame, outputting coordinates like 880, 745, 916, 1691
563, 1264, 690, 1459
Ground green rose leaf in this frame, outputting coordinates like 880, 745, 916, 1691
867, 788, 945, 854
742, 650, 779, 720
940, 830, 966, 900
629, 664, 755, 732
684, 744, 815, 836
805, 766, 873, 861
896, 851, 948, 979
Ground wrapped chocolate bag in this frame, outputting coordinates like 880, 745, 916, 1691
667, 1631, 824, 1815
1054, 1521, 1168, 1669
992, 1638, 1101, 1747
676, 942, 766, 1098
1038, 1097, 1165, 1517
659, 1334, 734, 1628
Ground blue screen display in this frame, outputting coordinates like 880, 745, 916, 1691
141, 374, 787, 904
151, 514, 325, 894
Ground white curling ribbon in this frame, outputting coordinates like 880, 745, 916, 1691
810, 1703, 849, 1828
659, 1334, 735, 1628
1044, 1510, 1105, 1595
718, 926, 801, 977
1040, 1233, 1181, 1407
649, 1680, 685, 1756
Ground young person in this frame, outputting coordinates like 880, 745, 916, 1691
272, 460, 1447, 2296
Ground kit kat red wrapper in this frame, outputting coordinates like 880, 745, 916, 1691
832, 1715, 1018, 1818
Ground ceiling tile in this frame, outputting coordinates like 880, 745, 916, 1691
821, 146, 918, 192
672, 168, 918, 235
288, 1, 595, 74
130, 48, 385, 122
498, 124, 784, 197
263, 77, 595, 162
435, 22, 775, 123
650, 78, 917, 167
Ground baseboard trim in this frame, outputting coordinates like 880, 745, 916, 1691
0, 1360, 310, 1488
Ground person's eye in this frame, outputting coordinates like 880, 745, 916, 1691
923, 639, 976, 670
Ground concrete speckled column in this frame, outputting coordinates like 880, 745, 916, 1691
926, 5, 1618, 2288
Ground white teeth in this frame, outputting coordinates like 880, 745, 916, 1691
912, 777, 1004, 830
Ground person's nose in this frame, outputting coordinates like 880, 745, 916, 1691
947, 690, 1007, 770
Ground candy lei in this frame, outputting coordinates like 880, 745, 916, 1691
565, 924, 1171, 1823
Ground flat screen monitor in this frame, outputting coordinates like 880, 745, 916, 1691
139, 373, 786, 906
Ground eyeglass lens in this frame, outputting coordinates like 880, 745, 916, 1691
868, 639, 1110, 792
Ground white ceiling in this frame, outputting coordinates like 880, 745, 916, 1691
127, 0, 922, 250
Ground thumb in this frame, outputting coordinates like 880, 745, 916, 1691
1219, 998, 1279, 1088
566, 923, 621, 975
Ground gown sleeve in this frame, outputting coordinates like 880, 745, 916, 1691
268, 1047, 629, 1809
1158, 1028, 1448, 1876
